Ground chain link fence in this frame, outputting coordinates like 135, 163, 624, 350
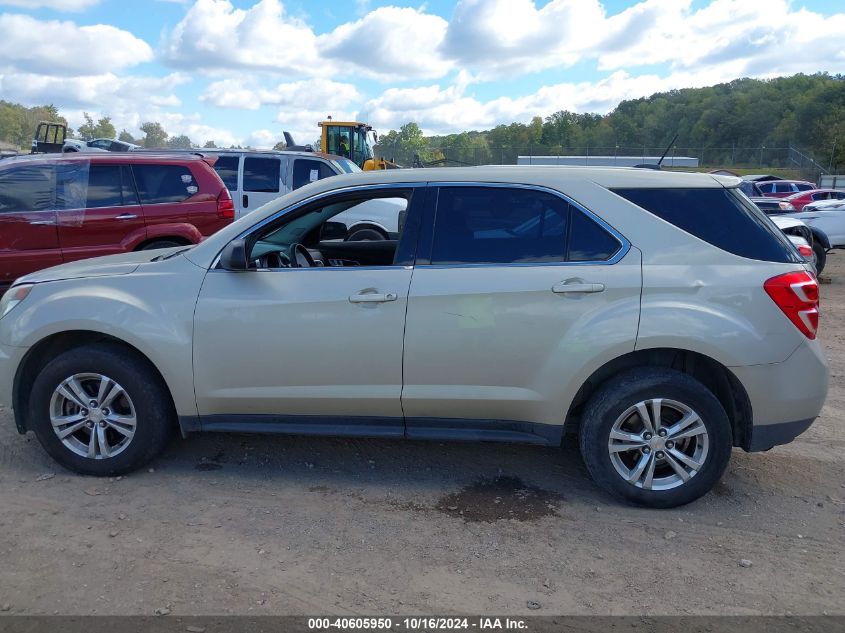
374, 143, 828, 182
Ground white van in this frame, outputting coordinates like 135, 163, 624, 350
207, 149, 405, 239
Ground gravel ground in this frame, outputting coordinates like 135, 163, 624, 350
0, 255, 843, 617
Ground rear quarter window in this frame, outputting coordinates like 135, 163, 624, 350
212, 155, 239, 191
132, 164, 197, 204
613, 187, 800, 263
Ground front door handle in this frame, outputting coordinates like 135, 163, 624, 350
552, 282, 605, 294
115, 213, 137, 220
29, 219, 55, 225
349, 292, 398, 304
243, 194, 249, 208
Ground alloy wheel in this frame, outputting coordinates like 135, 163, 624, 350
607, 398, 709, 491
49, 373, 137, 460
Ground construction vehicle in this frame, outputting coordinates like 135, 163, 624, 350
31, 121, 68, 153
318, 118, 400, 170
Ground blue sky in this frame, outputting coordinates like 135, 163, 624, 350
1, 0, 843, 147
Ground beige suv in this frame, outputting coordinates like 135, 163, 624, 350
0, 167, 828, 507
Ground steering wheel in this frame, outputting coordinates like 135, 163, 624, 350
289, 243, 316, 268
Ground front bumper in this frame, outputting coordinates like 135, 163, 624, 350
731, 339, 829, 451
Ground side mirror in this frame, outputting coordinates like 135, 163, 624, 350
219, 239, 249, 270
320, 221, 347, 241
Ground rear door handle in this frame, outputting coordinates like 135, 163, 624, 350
29, 219, 55, 225
115, 213, 137, 220
243, 194, 249, 208
349, 292, 398, 304
552, 282, 605, 294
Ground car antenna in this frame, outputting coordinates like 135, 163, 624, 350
634, 133, 678, 170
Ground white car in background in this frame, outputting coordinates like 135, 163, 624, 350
792, 199, 845, 247
63, 138, 140, 153
770, 215, 816, 271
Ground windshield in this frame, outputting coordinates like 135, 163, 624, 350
333, 158, 361, 173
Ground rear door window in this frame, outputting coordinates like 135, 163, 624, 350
0, 165, 53, 213
292, 159, 336, 190
132, 164, 196, 204
212, 155, 240, 191
243, 157, 280, 193
85, 164, 138, 208
613, 187, 800, 263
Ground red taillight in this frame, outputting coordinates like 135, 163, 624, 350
216, 189, 235, 220
797, 244, 813, 259
764, 271, 819, 339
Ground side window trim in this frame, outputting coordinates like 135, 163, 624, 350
416, 182, 628, 268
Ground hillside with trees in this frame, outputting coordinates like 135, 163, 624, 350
375, 73, 845, 171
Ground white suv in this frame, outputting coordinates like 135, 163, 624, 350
0, 167, 828, 507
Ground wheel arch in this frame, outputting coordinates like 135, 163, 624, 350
564, 347, 753, 450
13, 330, 178, 435
134, 235, 191, 251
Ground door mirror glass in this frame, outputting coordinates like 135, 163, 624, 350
320, 221, 347, 241
219, 239, 249, 271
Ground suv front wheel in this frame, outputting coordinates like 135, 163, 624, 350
579, 368, 732, 508
28, 344, 175, 476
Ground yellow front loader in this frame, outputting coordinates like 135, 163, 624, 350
318, 119, 400, 170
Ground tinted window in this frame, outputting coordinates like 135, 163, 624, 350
795, 183, 814, 191
213, 155, 239, 191
0, 165, 53, 213
758, 183, 775, 193
568, 210, 621, 261
243, 157, 279, 193
775, 182, 794, 193
292, 159, 335, 190
430, 187, 571, 265
614, 187, 800, 263
811, 192, 829, 201
132, 164, 196, 204
86, 164, 125, 208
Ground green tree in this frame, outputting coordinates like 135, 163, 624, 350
203, 140, 218, 148
140, 121, 168, 148
118, 129, 137, 144
167, 134, 193, 149
77, 113, 115, 140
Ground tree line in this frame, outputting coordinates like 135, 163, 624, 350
374, 73, 845, 171
0, 103, 226, 150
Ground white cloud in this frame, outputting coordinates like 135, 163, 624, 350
159, 0, 321, 76
246, 128, 279, 148
200, 78, 361, 111
0, 0, 100, 10
0, 72, 188, 113
441, 0, 604, 76
0, 13, 152, 75
318, 6, 451, 80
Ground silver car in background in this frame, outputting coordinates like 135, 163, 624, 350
0, 167, 828, 508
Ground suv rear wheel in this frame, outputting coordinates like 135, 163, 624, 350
579, 367, 732, 508
28, 344, 174, 476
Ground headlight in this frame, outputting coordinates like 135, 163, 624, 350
0, 285, 33, 318
778, 201, 796, 211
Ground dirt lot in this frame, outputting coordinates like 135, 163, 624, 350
0, 258, 843, 617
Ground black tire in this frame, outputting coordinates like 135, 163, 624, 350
812, 242, 826, 275
140, 239, 184, 251
579, 367, 732, 508
346, 227, 386, 241
28, 343, 175, 476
